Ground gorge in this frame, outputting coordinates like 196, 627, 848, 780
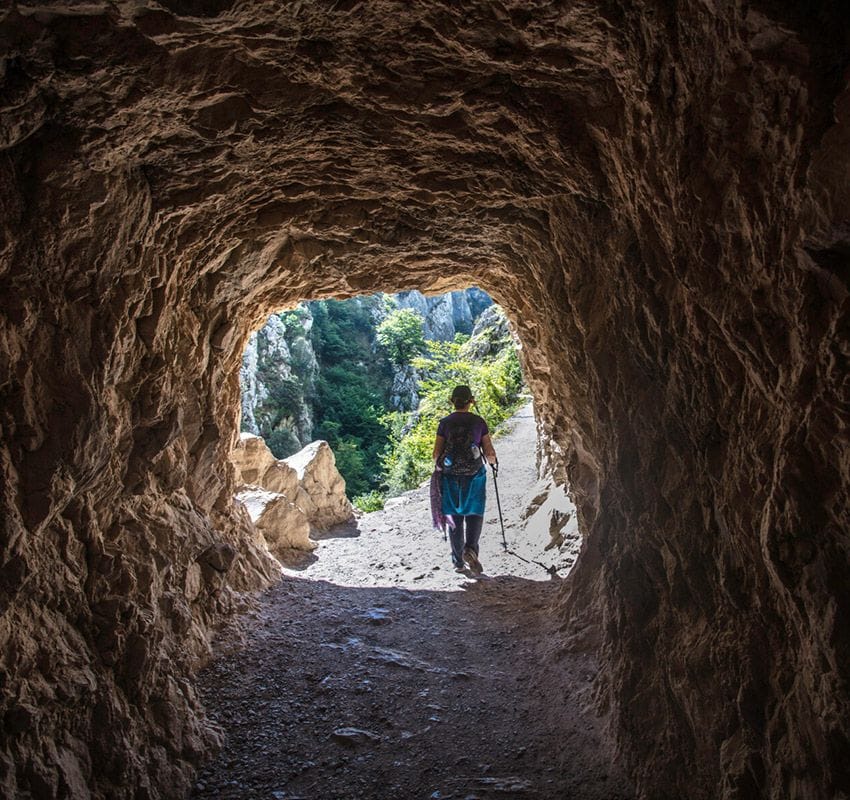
237, 288, 520, 503
1, 2, 849, 799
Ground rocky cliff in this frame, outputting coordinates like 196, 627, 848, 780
240, 306, 318, 453
394, 288, 492, 341
240, 289, 495, 453
0, 3, 848, 799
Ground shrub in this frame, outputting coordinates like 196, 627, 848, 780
353, 491, 385, 513
382, 323, 525, 495
265, 428, 302, 459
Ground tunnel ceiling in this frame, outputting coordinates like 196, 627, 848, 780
1, 2, 849, 799
8, 1, 633, 356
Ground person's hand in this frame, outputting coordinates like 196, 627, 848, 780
487, 454, 497, 465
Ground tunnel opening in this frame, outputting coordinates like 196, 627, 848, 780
190, 285, 604, 795
237, 288, 515, 503
231, 285, 582, 583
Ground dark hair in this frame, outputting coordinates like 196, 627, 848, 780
450, 385, 473, 409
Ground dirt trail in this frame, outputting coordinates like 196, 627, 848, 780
192, 405, 632, 799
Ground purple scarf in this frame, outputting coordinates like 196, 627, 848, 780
430, 469, 455, 532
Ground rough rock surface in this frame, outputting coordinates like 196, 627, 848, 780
281, 440, 354, 531
232, 434, 352, 552
240, 308, 318, 447
236, 488, 315, 554
394, 287, 492, 341
0, 2, 849, 800
388, 362, 420, 412
232, 433, 300, 497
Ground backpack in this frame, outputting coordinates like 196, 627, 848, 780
440, 415, 484, 476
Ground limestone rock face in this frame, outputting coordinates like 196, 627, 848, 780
389, 363, 420, 412
395, 288, 492, 341
282, 441, 354, 531
240, 309, 318, 450
239, 316, 292, 435
237, 488, 314, 554
463, 306, 515, 360
0, 2, 848, 799
232, 435, 352, 552
232, 433, 300, 497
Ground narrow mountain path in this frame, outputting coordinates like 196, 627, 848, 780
192, 405, 633, 799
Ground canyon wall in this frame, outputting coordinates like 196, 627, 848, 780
0, 2, 848, 799
240, 308, 318, 449
239, 288, 494, 454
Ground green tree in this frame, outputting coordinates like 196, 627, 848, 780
330, 436, 369, 497
382, 323, 525, 495
305, 297, 395, 495
265, 428, 302, 459
376, 309, 426, 365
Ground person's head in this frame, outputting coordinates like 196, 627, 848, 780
450, 385, 474, 410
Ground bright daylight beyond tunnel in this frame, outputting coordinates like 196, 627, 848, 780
192, 291, 616, 799
233, 287, 582, 586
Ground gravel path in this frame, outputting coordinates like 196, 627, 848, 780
191, 405, 633, 799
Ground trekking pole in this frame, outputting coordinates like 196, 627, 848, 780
490, 460, 508, 551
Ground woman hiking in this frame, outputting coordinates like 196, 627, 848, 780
432, 385, 498, 574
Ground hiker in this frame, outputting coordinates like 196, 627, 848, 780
432, 385, 497, 574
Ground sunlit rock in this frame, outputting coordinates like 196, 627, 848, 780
395, 288, 489, 341
232, 433, 300, 496
236, 487, 315, 553
233, 435, 352, 551
282, 441, 354, 531
239, 310, 317, 448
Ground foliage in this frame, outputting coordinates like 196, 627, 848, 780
376, 308, 426, 365
267, 375, 303, 424
242, 292, 524, 504
383, 327, 525, 494
279, 306, 309, 332
353, 490, 385, 513
328, 436, 369, 496
308, 298, 393, 496
266, 428, 302, 459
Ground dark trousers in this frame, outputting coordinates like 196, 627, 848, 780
449, 514, 483, 568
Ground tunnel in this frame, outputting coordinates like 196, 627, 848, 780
1, 1, 849, 798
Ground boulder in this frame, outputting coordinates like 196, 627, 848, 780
236, 488, 315, 553
283, 441, 354, 531
232, 433, 300, 496
232, 435, 352, 551
198, 542, 238, 573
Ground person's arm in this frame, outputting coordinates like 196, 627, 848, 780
481, 433, 497, 465
433, 434, 445, 463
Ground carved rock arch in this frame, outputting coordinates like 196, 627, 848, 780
1, 2, 848, 798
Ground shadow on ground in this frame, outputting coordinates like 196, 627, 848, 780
192, 575, 633, 800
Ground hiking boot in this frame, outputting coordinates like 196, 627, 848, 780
463, 547, 483, 575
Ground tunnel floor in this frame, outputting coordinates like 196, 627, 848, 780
192, 407, 633, 799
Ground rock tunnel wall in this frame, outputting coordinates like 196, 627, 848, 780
1, 2, 848, 798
